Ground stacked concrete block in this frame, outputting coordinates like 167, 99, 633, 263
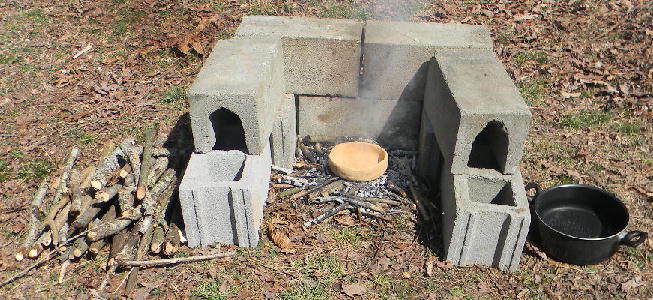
236, 16, 363, 97
415, 110, 441, 189
179, 144, 272, 248
188, 38, 285, 155
297, 96, 422, 150
439, 169, 530, 270
423, 48, 531, 175
270, 94, 297, 169
360, 20, 493, 102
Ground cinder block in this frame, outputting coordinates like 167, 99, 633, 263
423, 49, 531, 175
297, 96, 422, 150
179, 145, 271, 248
440, 168, 530, 270
270, 94, 297, 169
415, 110, 442, 189
188, 38, 284, 155
360, 20, 493, 102
236, 16, 363, 97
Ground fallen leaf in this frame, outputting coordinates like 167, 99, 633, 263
621, 277, 643, 293
342, 283, 367, 297
267, 223, 293, 250
335, 214, 356, 226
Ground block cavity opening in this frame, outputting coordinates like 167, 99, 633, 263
467, 120, 509, 172
210, 108, 249, 153
467, 177, 515, 207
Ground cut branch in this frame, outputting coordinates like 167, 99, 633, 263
303, 202, 348, 228
22, 178, 48, 249
136, 127, 157, 200
118, 252, 236, 268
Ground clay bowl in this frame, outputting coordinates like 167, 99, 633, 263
328, 142, 388, 182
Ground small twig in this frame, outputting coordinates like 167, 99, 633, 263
118, 252, 236, 268
303, 203, 348, 228
409, 184, 431, 222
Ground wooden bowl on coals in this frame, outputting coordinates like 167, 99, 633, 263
328, 142, 388, 182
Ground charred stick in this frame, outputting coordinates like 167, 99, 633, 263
303, 202, 348, 228
298, 143, 318, 164
345, 194, 401, 206
278, 176, 308, 187
278, 187, 303, 198
409, 184, 431, 222
289, 178, 338, 201
305, 135, 338, 144
137, 127, 157, 200
271, 165, 292, 175
150, 148, 172, 158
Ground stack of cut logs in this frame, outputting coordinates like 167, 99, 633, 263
14, 128, 184, 289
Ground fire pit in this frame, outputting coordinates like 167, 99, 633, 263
328, 142, 388, 182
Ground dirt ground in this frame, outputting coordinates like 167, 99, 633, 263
0, 0, 652, 299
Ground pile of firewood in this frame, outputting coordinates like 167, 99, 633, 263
10, 128, 186, 290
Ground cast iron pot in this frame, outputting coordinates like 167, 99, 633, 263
526, 183, 647, 265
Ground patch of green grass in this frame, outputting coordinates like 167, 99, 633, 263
624, 247, 650, 269
514, 51, 549, 66
317, 0, 369, 19
519, 79, 546, 105
17, 159, 54, 180
24, 9, 49, 24
610, 120, 644, 136
112, 8, 145, 36
279, 280, 329, 300
393, 212, 412, 231
553, 175, 577, 185
0, 160, 11, 182
559, 110, 612, 129
298, 254, 344, 282
162, 86, 187, 103
191, 280, 228, 300
496, 30, 513, 44
9, 150, 23, 158
245, 0, 278, 15
449, 287, 473, 300
63, 128, 96, 145
329, 227, 368, 246
0, 54, 24, 65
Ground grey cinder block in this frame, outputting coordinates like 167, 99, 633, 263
439, 168, 530, 270
360, 20, 493, 102
423, 49, 531, 175
415, 110, 442, 190
270, 94, 297, 169
236, 16, 363, 97
179, 145, 271, 248
188, 38, 284, 155
297, 96, 422, 150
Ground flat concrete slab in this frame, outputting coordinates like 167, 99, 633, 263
297, 96, 422, 150
179, 145, 271, 248
188, 38, 284, 155
440, 168, 530, 270
360, 20, 493, 101
236, 16, 363, 97
423, 48, 531, 175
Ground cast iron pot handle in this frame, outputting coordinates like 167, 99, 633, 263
525, 182, 542, 204
621, 231, 648, 247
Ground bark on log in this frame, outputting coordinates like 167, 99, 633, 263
87, 207, 142, 242
90, 140, 131, 191
79, 164, 97, 189
119, 142, 142, 184
126, 221, 155, 290
136, 128, 157, 200
51, 148, 79, 209
147, 156, 169, 188
22, 178, 48, 249
51, 202, 70, 246
149, 226, 164, 254
69, 168, 82, 216
72, 198, 109, 230
162, 223, 180, 256
71, 237, 89, 258
94, 183, 122, 203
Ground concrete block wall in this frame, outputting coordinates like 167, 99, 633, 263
297, 96, 422, 150
270, 94, 297, 169
439, 169, 530, 270
236, 16, 363, 97
360, 21, 493, 102
179, 145, 271, 248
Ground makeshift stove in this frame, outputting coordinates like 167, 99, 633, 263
179, 16, 531, 270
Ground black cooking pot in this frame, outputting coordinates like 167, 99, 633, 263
526, 183, 648, 265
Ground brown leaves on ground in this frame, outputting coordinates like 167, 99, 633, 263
267, 219, 294, 251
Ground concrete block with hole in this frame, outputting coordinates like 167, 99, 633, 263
440, 168, 530, 270
360, 20, 493, 102
235, 16, 363, 97
423, 48, 531, 175
188, 38, 285, 155
297, 96, 422, 150
179, 145, 271, 248
270, 94, 297, 169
